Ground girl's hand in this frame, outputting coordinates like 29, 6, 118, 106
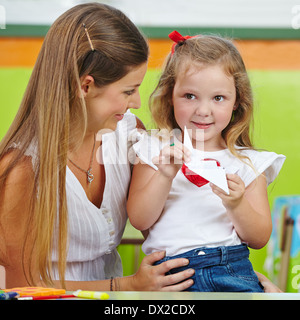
130, 251, 194, 291
152, 143, 191, 180
210, 174, 245, 211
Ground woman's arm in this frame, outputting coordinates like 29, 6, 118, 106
211, 173, 272, 249
56, 251, 194, 291
0, 152, 40, 288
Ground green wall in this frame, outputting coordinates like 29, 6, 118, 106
1, 68, 299, 276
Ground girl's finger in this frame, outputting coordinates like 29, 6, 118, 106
226, 173, 243, 184
210, 182, 228, 197
171, 141, 191, 154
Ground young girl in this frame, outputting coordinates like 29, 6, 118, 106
0, 7, 194, 291
127, 31, 286, 292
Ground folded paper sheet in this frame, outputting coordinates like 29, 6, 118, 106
183, 126, 229, 194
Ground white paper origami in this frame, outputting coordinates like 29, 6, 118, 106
183, 126, 229, 194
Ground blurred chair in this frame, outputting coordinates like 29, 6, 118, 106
266, 196, 300, 292
119, 222, 144, 274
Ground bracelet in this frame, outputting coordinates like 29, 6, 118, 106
110, 277, 120, 291
110, 277, 114, 291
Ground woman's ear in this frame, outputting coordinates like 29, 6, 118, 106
79, 75, 95, 98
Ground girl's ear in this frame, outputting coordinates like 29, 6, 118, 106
233, 101, 239, 110
79, 75, 95, 98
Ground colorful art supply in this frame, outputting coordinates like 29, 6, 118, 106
2, 287, 110, 300
4, 287, 66, 297
18, 294, 75, 300
73, 290, 110, 300
0, 291, 19, 300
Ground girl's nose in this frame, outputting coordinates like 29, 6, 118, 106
195, 101, 211, 117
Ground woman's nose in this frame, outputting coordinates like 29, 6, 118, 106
128, 92, 141, 110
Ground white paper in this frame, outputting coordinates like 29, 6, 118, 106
183, 126, 229, 194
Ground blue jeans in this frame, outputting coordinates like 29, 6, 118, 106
155, 244, 264, 292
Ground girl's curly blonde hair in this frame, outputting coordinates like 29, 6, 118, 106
150, 34, 254, 160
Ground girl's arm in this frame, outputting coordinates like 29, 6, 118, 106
211, 173, 272, 249
127, 143, 191, 231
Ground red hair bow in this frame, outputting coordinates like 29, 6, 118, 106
169, 30, 196, 55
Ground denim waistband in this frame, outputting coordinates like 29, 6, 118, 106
162, 244, 249, 269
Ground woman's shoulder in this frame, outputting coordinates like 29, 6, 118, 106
1, 148, 29, 170
0, 150, 35, 201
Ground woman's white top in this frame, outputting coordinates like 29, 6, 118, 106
132, 133, 286, 256
24, 111, 137, 281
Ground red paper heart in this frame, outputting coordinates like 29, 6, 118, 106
181, 158, 221, 188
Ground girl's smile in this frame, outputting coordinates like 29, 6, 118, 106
191, 121, 214, 130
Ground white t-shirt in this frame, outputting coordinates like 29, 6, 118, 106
132, 132, 286, 256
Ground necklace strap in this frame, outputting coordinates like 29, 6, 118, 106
68, 134, 96, 184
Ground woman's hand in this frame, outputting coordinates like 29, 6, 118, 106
129, 251, 194, 291
255, 271, 283, 293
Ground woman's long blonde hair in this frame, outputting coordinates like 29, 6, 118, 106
0, 3, 148, 287
150, 35, 254, 159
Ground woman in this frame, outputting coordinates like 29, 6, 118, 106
0, 3, 194, 290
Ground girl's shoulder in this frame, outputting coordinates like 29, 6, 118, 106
234, 147, 286, 186
236, 147, 285, 168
